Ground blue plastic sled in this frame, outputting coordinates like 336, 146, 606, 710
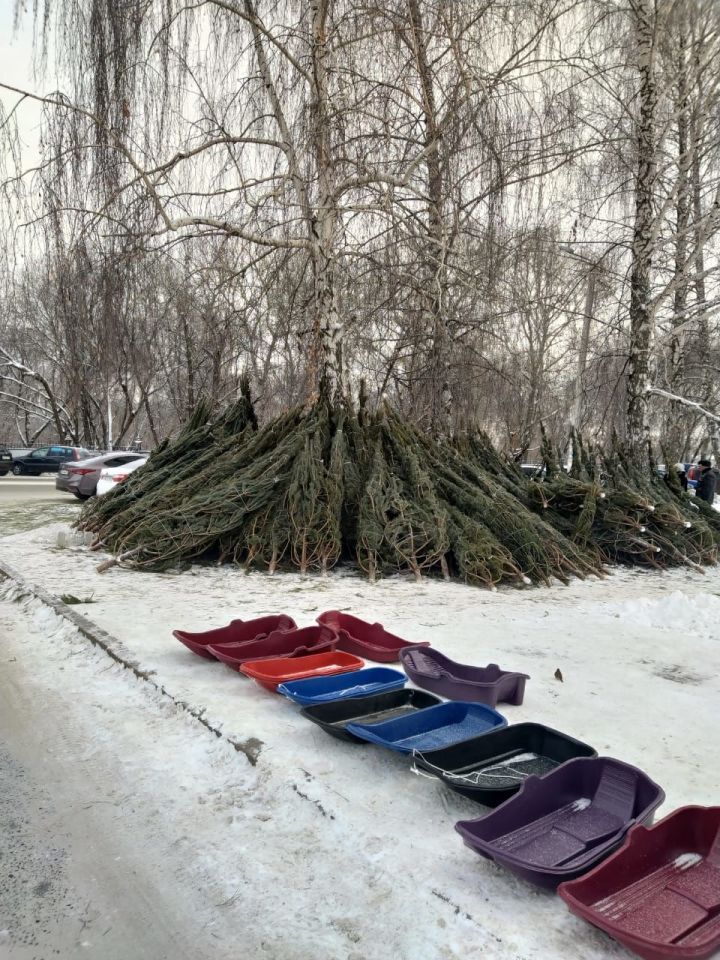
346, 700, 507, 753
277, 667, 407, 706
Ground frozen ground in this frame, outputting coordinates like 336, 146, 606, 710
0, 521, 719, 960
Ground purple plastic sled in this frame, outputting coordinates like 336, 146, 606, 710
399, 646, 529, 707
455, 757, 665, 889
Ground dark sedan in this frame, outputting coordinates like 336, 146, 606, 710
0, 446, 13, 475
11, 445, 92, 476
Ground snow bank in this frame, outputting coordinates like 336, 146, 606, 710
613, 590, 720, 632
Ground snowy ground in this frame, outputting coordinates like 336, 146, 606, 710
1, 521, 719, 959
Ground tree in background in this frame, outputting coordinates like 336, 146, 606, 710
0, 0, 719, 458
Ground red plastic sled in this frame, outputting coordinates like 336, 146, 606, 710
559, 806, 720, 960
239, 650, 364, 692
173, 614, 296, 659
208, 624, 337, 670
316, 611, 428, 662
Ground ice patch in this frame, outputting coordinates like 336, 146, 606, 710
55, 528, 94, 549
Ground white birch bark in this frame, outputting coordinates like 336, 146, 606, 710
308, 0, 345, 399
242, 0, 344, 399
406, 0, 451, 431
670, 25, 690, 397
626, 0, 659, 461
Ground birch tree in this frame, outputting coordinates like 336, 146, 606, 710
2, 0, 720, 460
626, 0, 659, 459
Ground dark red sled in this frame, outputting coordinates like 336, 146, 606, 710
239, 650, 364, 692
559, 806, 720, 960
208, 624, 337, 670
316, 610, 428, 662
173, 614, 296, 659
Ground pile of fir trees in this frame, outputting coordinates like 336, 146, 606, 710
78, 384, 718, 586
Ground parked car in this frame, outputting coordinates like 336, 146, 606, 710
11, 445, 93, 476
0, 446, 13, 475
56, 451, 150, 499
96, 457, 148, 496
0, 447, 12, 477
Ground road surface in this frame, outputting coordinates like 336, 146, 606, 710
0, 477, 59, 501
1, 486, 222, 957
0, 591, 240, 960
0, 478, 80, 535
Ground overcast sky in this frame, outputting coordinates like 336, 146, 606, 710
1, 0, 46, 163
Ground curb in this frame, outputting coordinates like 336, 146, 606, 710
0, 557, 148, 673
0, 557, 263, 765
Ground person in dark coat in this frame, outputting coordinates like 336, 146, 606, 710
695, 459, 716, 505
673, 462, 688, 492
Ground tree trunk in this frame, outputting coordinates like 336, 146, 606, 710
242, 0, 342, 399
571, 264, 596, 434
143, 394, 160, 446
406, 0, 451, 431
666, 23, 691, 460
309, 0, 344, 400
690, 46, 710, 402
180, 308, 195, 418
626, 0, 658, 463
692, 141, 707, 350
311, 240, 344, 399
670, 28, 689, 399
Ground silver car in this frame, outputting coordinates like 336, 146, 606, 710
56, 451, 149, 500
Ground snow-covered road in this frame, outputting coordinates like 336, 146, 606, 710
0, 522, 719, 959
0, 593, 244, 959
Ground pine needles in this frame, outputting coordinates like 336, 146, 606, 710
77, 391, 719, 585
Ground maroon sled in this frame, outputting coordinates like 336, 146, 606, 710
173, 614, 296, 659
559, 806, 720, 960
316, 610, 428, 662
209, 624, 337, 670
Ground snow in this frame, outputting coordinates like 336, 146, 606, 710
1, 522, 720, 958
613, 590, 720, 632
504, 752, 539, 766
673, 852, 703, 870
445, 753, 540, 785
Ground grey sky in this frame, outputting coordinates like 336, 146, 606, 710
1, 0, 45, 161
